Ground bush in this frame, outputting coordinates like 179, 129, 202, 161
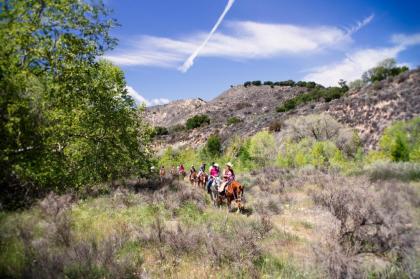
281, 114, 361, 156
276, 86, 347, 112
311, 177, 417, 278
244, 81, 252, 87
185, 115, 210, 130
362, 58, 409, 83
365, 161, 420, 181
205, 135, 222, 157
263, 81, 274, 86
170, 124, 186, 132
249, 131, 277, 167
251, 80, 262, 86
378, 117, 420, 162
152, 126, 169, 137
227, 116, 241, 125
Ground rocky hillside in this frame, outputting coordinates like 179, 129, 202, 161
146, 70, 420, 150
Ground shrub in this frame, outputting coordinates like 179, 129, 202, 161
263, 81, 274, 86
170, 124, 186, 132
362, 58, 409, 83
152, 126, 169, 137
281, 114, 361, 157
251, 80, 262, 86
277, 80, 296, 86
244, 81, 252, 87
348, 79, 365, 90
311, 177, 417, 278
276, 86, 347, 112
185, 114, 210, 130
365, 161, 420, 181
378, 117, 420, 162
205, 135, 222, 157
227, 116, 241, 125
249, 131, 277, 167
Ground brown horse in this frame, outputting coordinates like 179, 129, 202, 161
216, 180, 244, 212
197, 172, 208, 189
189, 171, 198, 186
159, 168, 166, 183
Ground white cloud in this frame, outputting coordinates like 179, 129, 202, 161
303, 32, 420, 86
179, 0, 235, 72
105, 15, 373, 69
125, 86, 169, 106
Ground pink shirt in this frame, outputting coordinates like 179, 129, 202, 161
210, 167, 219, 177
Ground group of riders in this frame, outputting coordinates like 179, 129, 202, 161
157, 162, 236, 196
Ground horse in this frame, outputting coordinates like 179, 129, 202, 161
159, 168, 166, 183
189, 171, 198, 186
211, 180, 244, 212
197, 172, 208, 189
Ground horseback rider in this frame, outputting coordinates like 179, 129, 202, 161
206, 163, 220, 194
197, 162, 206, 177
178, 164, 185, 175
159, 166, 165, 182
218, 162, 235, 193
189, 165, 196, 180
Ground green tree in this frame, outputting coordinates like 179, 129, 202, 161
362, 58, 409, 83
379, 117, 420, 162
0, 0, 151, 208
205, 135, 222, 157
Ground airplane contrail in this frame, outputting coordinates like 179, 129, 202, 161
178, 0, 235, 73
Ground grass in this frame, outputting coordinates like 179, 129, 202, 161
1, 170, 418, 278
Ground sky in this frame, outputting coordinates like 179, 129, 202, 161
104, 0, 420, 105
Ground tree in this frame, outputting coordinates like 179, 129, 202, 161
362, 58, 409, 83
205, 135, 222, 157
0, 0, 151, 208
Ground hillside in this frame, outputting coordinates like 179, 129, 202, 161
146, 70, 420, 150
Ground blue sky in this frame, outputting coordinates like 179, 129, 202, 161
104, 0, 420, 105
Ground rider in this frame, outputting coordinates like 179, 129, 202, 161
178, 164, 185, 175
218, 162, 235, 193
189, 165, 196, 180
197, 162, 206, 177
206, 163, 220, 194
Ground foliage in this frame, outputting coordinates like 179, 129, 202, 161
248, 131, 277, 167
377, 117, 420, 162
364, 161, 420, 181
362, 58, 409, 83
281, 114, 361, 156
204, 135, 222, 157
152, 126, 169, 137
0, 0, 152, 209
185, 114, 210, 130
243, 79, 322, 89
227, 116, 241, 125
348, 79, 365, 90
311, 176, 417, 278
277, 86, 348, 112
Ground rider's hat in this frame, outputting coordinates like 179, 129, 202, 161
226, 162, 233, 168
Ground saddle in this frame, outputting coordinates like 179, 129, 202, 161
218, 180, 232, 194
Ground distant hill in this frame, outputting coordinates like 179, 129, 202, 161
145, 69, 420, 150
